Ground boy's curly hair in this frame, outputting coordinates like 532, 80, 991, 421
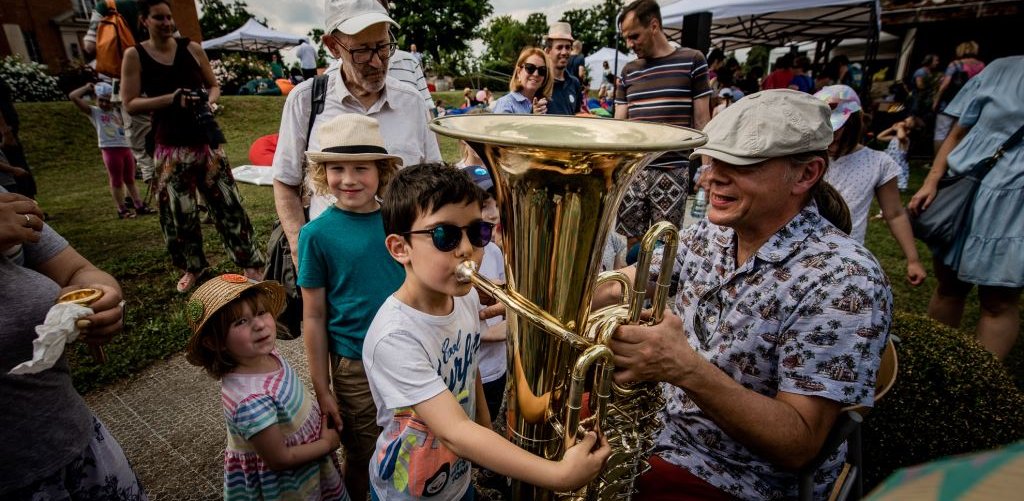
307, 158, 399, 197
381, 162, 487, 237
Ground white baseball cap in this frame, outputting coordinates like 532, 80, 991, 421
324, 0, 399, 35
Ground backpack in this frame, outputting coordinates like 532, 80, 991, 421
95, 0, 136, 78
264, 74, 329, 339
940, 61, 971, 105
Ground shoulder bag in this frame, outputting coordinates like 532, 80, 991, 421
911, 124, 1024, 248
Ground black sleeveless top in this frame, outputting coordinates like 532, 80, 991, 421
136, 38, 207, 147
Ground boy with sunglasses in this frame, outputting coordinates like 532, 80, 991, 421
365, 163, 610, 499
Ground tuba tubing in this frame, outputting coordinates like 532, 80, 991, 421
628, 221, 680, 325
455, 260, 591, 350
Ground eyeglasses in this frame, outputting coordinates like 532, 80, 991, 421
521, 63, 548, 77
403, 221, 495, 252
338, 41, 398, 64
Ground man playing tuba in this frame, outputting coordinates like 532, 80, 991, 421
596, 90, 893, 500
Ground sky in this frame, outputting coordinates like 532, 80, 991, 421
229, 0, 606, 40
202, 0, 608, 62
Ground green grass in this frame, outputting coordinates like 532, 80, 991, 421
14, 97, 1022, 393
17, 96, 463, 393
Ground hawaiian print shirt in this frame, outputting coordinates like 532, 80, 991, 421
649, 203, 893, 500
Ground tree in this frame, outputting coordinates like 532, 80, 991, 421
523, 13, 548, 48
745, 45, 771, 73
390, 0, 493, 64
198, 0, 252, 39
477, 15, 534, 77
559, 0, 625, 55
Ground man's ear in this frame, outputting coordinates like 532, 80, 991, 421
385, 233, 411, 264
791, 157, 826, 196
321, 33, 344, 59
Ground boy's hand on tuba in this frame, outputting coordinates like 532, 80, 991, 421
554, 431, 611, 491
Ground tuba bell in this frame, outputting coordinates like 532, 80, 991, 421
430, 114, 706, 500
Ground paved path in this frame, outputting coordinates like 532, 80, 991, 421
85, 338, 312, 500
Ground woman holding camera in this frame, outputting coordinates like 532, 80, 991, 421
121, 0, 263, 293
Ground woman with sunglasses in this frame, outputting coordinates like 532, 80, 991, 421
121, 0, 264, 293
493, 47, 554, 115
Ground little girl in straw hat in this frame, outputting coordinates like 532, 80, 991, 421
185, 274, 349, 500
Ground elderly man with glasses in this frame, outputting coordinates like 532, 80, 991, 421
271, 1, 441, 497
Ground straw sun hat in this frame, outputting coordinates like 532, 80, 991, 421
546, 21, 574, 42
305, 114, 403, 166
185, 274, 286, 337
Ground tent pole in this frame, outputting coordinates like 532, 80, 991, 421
862, 0, 879, 97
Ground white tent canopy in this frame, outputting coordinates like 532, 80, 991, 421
201, 18, 309, 52
660, 0, 880, 52
583, 48, 636, 90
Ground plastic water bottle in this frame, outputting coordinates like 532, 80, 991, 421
691, 187, 707, 219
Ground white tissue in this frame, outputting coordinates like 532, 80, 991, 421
8, 303, 93, 375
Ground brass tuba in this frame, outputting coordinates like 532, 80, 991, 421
430, 115, 706, 500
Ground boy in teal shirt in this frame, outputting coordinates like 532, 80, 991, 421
298, 113, 403, 500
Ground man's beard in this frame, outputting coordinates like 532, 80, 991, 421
342, 66, 386, 93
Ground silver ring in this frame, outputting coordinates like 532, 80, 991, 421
24, 214, 31, 224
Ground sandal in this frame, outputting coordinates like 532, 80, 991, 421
134, 204, 154, 215
118, 207, 136, 219
176, 272, 198, 293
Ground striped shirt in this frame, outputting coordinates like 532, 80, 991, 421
221, 351, 347, 501
389, 49, 434, 113
616, 48, 712, 169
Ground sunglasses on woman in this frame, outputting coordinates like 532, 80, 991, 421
521, 63, 548, 77
403, 221, 495, 252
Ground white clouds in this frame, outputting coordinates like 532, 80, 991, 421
230, 0, 606, 39
492, 0, 601, 22
202, 0, 610, 63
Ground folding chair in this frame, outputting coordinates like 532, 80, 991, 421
798, 339, 898, 501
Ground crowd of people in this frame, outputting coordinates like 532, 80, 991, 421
1, 0, 1022, 500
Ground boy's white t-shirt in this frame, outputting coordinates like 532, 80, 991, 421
477, 242, 507, 384
824, 147, 900, 243
363, 289, 483, 500
88, 106, 129, 148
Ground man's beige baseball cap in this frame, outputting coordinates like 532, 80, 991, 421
690, 89, 833, 166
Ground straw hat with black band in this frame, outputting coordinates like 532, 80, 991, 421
305, 114, 403, 165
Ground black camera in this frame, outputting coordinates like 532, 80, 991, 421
184, 88, 226, 148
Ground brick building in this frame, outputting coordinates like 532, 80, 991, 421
0, 0, 201, 73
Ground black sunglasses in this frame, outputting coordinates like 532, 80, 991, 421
403, 221, 495, 252
521, 63, 548, 77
